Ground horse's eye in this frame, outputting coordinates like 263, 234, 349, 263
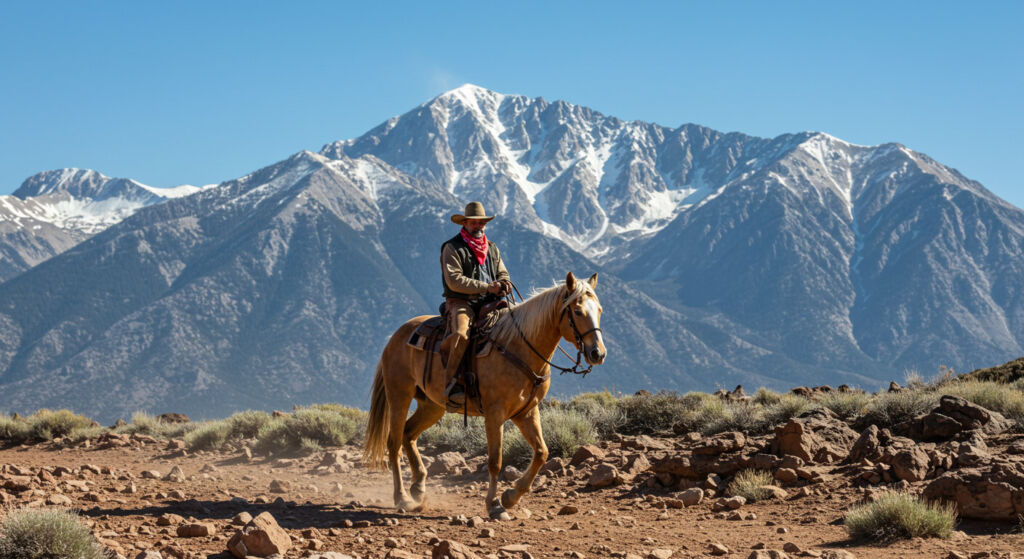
574, 309, 584, 316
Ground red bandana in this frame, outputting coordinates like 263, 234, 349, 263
460, 228, 488, 266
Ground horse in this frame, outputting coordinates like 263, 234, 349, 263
364, 271, 606, 518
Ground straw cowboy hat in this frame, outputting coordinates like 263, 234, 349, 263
450, 201, 496, 225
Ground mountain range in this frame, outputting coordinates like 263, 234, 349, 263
1, 84, 1021, 423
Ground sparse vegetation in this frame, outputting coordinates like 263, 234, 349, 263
936, 380, 1024, 424
727, 469, 776, 502
0, 507, 108, 559
843, 492, 956, 541
418, 413, 488, 457
504, 407, 597, 468
115, 411, 197, 439
820, 391, 871, 422
616, 391, 710, 435
860, 389, 940, 429
253, 406, 361, 456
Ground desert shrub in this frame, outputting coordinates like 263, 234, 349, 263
115, 411, 196, 439
860, 389, 940, 428
0, 507, 108, 559
24, 409, 95, 441
505, 408, 597, 468
844, 492, 956, 540
727, 469, 776, 502
253, 407, 359, 455
759, 394, 818, 431
0, 415, 30, 443
703, 401, 765, 434
563, 392, 623, 437
616, 391, 709, 435
937, 380, 1024, 424
185, 421, 231, 451
904, 370, 927, 390
418, 413, 488, 457
65, 425, 106, 444
820, 391, 871, 422
225, 410, 274, 439
752, 388, 784, 406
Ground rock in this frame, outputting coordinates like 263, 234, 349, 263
140, 470, 162, 479
759, 486, 789, 500
748, 552, 791, 559
157, 413, 191, 423
678, 488, 703, 506
889, 446, 931, 482
847, 425, 883, 463
782, 543, 800, 553
648, 549, 673, 559
233, 512, 253, 525
432, 540, 482, 559
226, 511, 291, 558
587, 463, 622, 488
309, 554, 356, 559
558, 505, 579, 515
428, 452, 468, 476
896, 396, 1014, 441
709, 543, 729, 556
177, 522, 216, 537
46, 494, 72, 506
774, 468, 799, 484
570, 444, 606, 467
624, 453, 651, 475
723, 495, 746, 509
694, 432, 745, 455
923, 461, 1024, 520
157, 513, 184, 526
135, 552, 163, 559
539, 457, 566, 476
770, 409, 858, 464
820, 551, 857, 559
269, 479, 292, 493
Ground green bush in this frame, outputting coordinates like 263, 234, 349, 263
844, 492, 956, 540
253, 407, 359, 455
563, 392, 623, 437
225, 410, 273, 439
114, 411, 196, 439
0, 414, 30, 443
616, 391, 709, 435
752, 388, 784, 406
727, 469, 776, 502
759, 395, 818, 431
860, 389, 940, 429
505, 408, 597, 468
418, 413, 488, 457
820, 391, 871, 422
185, 421, 231, 451
25, 409, 95, 441
0, 507, 108, 559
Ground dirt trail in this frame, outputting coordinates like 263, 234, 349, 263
0, 439, 1021, 559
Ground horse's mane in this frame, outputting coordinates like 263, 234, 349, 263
489, 279, 594, 347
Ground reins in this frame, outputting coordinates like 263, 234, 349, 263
501, 281, 599, 378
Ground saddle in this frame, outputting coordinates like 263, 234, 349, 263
405, 299, 509, 415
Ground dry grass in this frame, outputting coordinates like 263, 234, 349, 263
727, 469, 776, 502
844, 492, 956, 541
0, 507, 108, 559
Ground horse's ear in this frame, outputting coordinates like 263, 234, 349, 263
565, 272, 576, 291
588, 273, 598, 289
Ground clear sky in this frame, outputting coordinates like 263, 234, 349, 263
2, 1, 1021, 208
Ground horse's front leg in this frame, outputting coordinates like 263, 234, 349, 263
502, 405, 547, 510
402, 400, 445, 508
483, 406, 511, 520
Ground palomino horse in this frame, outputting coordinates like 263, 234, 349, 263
364, 272, 606, 518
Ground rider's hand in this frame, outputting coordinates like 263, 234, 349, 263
487, 281, 503, 295
499, 280, 513, 296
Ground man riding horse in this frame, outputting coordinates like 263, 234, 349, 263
440, 201, 513, 407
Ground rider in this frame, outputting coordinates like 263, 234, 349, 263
440, 201, 513, 405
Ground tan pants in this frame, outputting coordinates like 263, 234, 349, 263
441, 298, 474, 391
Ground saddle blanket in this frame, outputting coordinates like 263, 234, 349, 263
406, 316, 491, 357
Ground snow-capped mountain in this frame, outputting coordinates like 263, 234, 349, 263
0, 169, 208, 281
0, 85, 1021, 422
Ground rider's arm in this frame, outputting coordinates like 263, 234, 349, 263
492, 245, 511, 283
442, 243, 490, 294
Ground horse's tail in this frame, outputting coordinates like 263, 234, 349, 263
363, 359, 390, 469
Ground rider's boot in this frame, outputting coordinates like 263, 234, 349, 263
441, 333, 469, 408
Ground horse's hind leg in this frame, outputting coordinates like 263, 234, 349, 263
402, 399, 445, 507
386, 385, 417, 511
502, 406, 548, 510
483, 405, 510, 520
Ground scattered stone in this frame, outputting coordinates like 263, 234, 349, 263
709, 543, 729, 556
588, 463, 623, 488
770, 409, 858, 464
176, 522, 215, 537
647, 550, 673, 559
678, 488, 703, 506
157, 514, 184, 526
269, 479, 292, 493
164, 466, 186, 483
723, 495, 746, 509
134, 551, 163, 559
558, 505, 579, 515
46, 494, 72, 506
428, 452, 468, 476
820, 551, 856, 559
433, 539, 482, 559
140, 470, 162, 480
479, 527, 495, 538
924, 461, 1024, 520
694, 432, 745, 455
570, 444, 606, 467
774, 468, 799, 484
782, 543, 800, 554
226, 511, 291, 558
747, 552, 790, 559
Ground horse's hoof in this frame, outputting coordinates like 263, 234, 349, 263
500, 489, 518, 509
396, 500, 417, 512
489, 505, 512, 521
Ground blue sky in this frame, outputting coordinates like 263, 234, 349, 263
2, 1, 1022, 208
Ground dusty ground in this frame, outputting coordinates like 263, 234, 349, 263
0, 436, 1021, 559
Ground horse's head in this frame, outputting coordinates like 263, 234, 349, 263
560, 272, 606, 366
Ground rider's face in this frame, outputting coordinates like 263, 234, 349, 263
464, 219, 487, 238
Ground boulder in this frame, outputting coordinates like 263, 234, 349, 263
177, 522, 216, 537
569, 444, 606, 467
770, 409, 858, 464
923, 460, 1024, 520
896, 395, 1013, 441
587, 463, 623, 488
678, 488, 704, 506
427, 452, 467, 476
432, 540, 481, 559
226, 511, 291, 558
694, 432, 745, 455
888, 446, 931, 482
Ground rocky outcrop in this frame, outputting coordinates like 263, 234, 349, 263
924, 460, 1024, 520
894, 395, 1014, 440
770, 409, 858, 463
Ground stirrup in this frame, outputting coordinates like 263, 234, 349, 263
444, 376, 466, 410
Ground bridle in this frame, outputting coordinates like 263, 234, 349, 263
499, 282, 602, 378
